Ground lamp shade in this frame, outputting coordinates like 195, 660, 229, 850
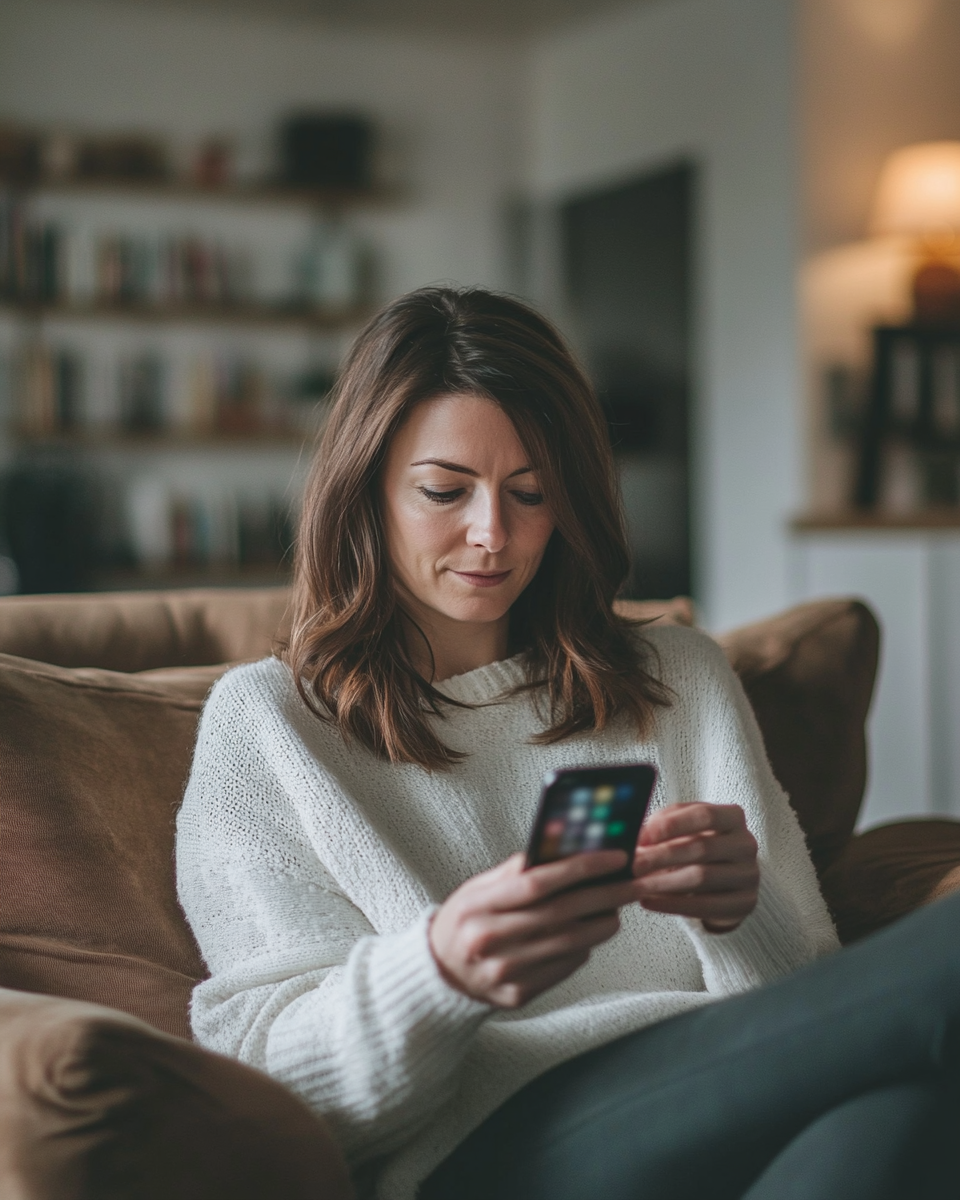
870, 141, 960, 238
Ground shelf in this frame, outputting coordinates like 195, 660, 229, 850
5, 176, 395, 210
12, 428, 315, 451
0, 298, 370, 332
792, 509, 960, 532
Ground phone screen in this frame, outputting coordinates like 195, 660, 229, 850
525, 763, 657, 879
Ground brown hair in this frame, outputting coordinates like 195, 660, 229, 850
285, 285, 671, 768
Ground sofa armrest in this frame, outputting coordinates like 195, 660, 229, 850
819, 819, 960, 943
0, 987, 354, 1200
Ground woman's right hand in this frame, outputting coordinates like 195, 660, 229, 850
428, 851, 639, 1009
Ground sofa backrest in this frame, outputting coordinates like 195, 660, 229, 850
0, 588, 698, 672
0, 587, 293, 672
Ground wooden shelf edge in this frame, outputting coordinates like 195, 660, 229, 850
3, 177, 397, 209
792, 510, 960, 532
0, 299, 371, 332
11, 428, 315, 450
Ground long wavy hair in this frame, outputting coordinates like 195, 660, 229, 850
284, 285, 672, 769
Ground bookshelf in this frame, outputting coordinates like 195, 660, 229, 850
12, 428, 313, 450
0, 169, 381, 592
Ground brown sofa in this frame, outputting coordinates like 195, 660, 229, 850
1, 587, 958, 1199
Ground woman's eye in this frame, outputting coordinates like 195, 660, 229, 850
512, 491, 544, 506
418, 487, 464, 504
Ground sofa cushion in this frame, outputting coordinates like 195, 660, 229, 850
0, 987, 353, 1200
0, 655, 225, 1037
819, 819, 960, 943
717, 599, 880, 876
0, 587, 291, 672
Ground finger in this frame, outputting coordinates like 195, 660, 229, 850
463, 878, 640, 953
487, 850, 629, 911
493, 910, 622, 971
640, 803, 746, 846
640, 889, 758, 921
634, 829, 758, 874
488, 949, 593, 1009
538, 876, 642, 922
636, 861, 760, 896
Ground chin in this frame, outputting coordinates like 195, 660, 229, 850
441, 594, 516, 626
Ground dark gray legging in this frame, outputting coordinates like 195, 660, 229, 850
419, 890, 960, 1200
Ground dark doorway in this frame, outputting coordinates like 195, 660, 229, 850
561, 163, 693, 599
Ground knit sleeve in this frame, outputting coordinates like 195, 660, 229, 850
652, 630, 840, 994
175, 665, 490, 1166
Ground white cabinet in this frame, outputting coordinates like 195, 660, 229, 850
789, 523, 960, 828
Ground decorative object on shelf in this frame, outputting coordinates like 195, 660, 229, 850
871, 141, 960, 325
119, 352, 166, 433
4, 338, 331, 443
95, 231, 253, 308
124, 476, 293, 576
279, 113, 372, 189
75, 133, 169, 184
0, 124, 41, 185
0, 200, 373, 329
0, 195, 63, 302
14, 342, 84, 436
1, 123, 168, 186
40, 129, 80, 183
0, 117, 382, 200
0, 461, 100, 593
192, 138, 233, 190
855, 324, 960, 509
293, 218, 365, 313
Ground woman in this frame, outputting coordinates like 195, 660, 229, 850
177, 286, 959, 1200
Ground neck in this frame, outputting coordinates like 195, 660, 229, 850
398, 603, 510, 682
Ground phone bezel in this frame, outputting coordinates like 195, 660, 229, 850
525, 762, 658, 878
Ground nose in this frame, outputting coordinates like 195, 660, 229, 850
466, 488, 508, 554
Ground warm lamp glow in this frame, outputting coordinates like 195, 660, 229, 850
870, 142, 960, 239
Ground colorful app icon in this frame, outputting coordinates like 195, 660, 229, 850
584, 821, 606, 848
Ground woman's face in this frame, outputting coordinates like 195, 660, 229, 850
381, 393, 555, 640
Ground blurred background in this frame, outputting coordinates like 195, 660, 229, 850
1, 0, 960, 823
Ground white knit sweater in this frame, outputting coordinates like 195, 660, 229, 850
176, 625, 838, 1200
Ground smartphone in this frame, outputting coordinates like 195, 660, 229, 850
525, 763, 658, 882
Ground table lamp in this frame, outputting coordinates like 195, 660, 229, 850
870, 141, 960, 324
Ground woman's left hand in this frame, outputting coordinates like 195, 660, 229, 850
632, 803, 759, 933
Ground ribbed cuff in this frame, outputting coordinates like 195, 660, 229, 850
680, 873, 812, 994
361, 907, 492, 1055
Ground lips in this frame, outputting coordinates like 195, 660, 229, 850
451, 570, 512, 588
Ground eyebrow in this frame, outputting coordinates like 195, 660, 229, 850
409, 459, 534, 479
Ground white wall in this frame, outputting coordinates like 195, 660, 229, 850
791, 530, 960, 826
0, 0, 526, 298
802, 0, 960, 256
528, 0, 801, 630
